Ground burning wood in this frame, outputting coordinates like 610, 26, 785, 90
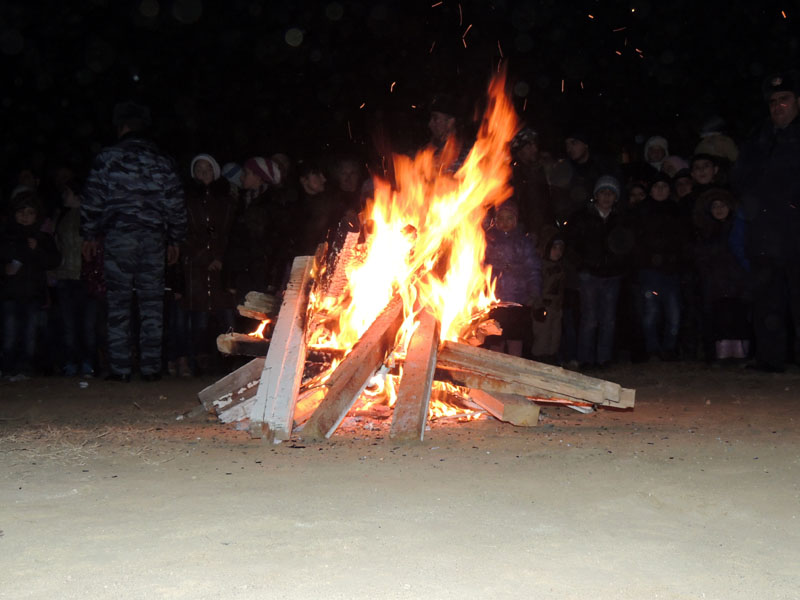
249, 256, 315, 441
390, 310, 440, 441
197, 67, 636, 442
216, 332, 269, 357
301, 295, 404, 441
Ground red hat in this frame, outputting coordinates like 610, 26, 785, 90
244, 156, 282, 185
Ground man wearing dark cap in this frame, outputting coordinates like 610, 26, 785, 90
426, 93, 470, 173
81, 101, 187, 382
731, 70, 800, 372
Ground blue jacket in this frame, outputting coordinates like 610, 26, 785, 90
484, 226, 542, 305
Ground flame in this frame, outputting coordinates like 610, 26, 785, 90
304, 68, 519, 420
249, 319, 270, 338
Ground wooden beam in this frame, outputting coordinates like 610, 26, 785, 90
216, 332, 269, 357
468, 389, 540, 426
197, 357, 265, 423
249, 256, 315, 441
390, 311, 440, 442
437, 341, 635, 408
301, 295, 404, 440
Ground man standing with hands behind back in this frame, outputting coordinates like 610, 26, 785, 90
81, 101, 187, 382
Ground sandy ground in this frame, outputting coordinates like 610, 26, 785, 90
1, 361, 799, 600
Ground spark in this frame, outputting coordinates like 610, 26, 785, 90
588, 13, 594, 19
497, 40, 504, 57
359, 102, 366, 109
411, 104, 417, 109
429, 40, 436, 53
463, 23, 473, 38
462, 38, 467, 48
580, 81, 584, 89
561, 79, 565, 93
431, 1, 442, 6
615, 50, 622, 55
613, 26, 626, 32
390, 81, 396, 92
347, 120, 352, 140
635, 48, 642, 53
459, 3, 463, 25
631, 7, 636, 12
781, 10, 787, 18
522, 98, 527, 111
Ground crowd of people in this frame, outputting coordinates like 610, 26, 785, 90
2, 69, 799, 382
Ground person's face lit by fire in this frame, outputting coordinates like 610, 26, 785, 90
710, 199, 730, 221
691, 159, 718, 185
516, 141, 539, 165
650, 181, 671, 202
15, 205, 37, 227
241, 167, 262, 190
646, 145, 666, 163
594, 188, 616, 212
769, 91, 800, 129
675, 176, 693, 199
628, 185, 647, 206
300, 171, 326, 196
428, 111, 456, 146
335, 161, 361, 193
565, 138, 589, 163
193, 159, 215, 186
495, 209, 518, 233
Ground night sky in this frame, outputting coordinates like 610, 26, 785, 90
1, 0, 798, 193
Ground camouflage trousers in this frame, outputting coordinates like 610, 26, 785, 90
104, 232, 166, 376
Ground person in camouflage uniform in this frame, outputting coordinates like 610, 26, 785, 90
81, 101, 187, 381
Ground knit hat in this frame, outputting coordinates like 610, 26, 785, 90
190, 153, 221, 181
673, 167, 692, 181
511, 128, 539, 151
661, 155, 688, 176
762, 70, 800, 101
648, 171, 672, 191
644, 136, 669, 168
221, 162, 243, 187
243, 156, 282, 185
10, 190, 44, 217
593, 175, 621, 199
690, 153, 718, 168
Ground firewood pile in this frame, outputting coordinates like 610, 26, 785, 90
197, 249, 635, 444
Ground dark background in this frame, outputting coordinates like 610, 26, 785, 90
1, 0, 798, 194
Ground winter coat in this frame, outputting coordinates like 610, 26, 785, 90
81, 133, 187, 245
0, 221, 61, 303
54, 207, 82, 281
484, 226, 542, 305
564, 203, 634, 279
549, 154, 621, 223
633, 198, 691, 275
731, 116, 800, 261
512, 160, 554, 237
181, 178, 237, 311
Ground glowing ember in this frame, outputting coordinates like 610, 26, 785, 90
304, 68, 519, 421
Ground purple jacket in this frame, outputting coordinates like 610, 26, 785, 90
484, 226, 542, 305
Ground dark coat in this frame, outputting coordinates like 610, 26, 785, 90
565, 203, 634, 278
512, 160, 554, 237
0, 221, 61, 303
693, 216, 750, 304
484, 226, 542, 305
633, 198, 691, 275
731, 116, 800, 261
181, 178, 237, 311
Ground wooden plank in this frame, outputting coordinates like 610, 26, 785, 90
468, 389, 540, 426
390, 311, 440, 442
197, 357, 265, 420
249, 256, 315, 441
301, 295, 405, 440
216, 332, 269, 356
437, 341, 635, 408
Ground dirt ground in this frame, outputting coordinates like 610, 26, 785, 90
1, 361, 798, 600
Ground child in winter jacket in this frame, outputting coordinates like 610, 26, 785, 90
1, 192, 61, 378
482, 201, 542, 357
532, 228, 566, 363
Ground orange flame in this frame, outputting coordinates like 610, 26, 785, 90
305, 68, 519, 419
249, 319, 270, 338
